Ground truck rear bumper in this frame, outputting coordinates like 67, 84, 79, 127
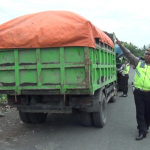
13, 104, 72, 114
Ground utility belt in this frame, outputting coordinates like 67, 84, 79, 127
135, 87, 150, 92
122, 73, 129, 76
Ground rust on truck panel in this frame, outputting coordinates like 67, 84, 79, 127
84, 47, 90, 88
0, 82, 15, 86
101, 76, 104, 82
42, 83, 61, 85
0, 63, 14, 66
19, 63, 36, 65
97, 79, 100, 84
19, 83, 37, 86
78, 50, 81, 57
42, 62, 60, 64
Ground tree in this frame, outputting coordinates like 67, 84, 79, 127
123, 42, 145, 57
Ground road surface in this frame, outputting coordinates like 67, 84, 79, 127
0, 68, 150, 150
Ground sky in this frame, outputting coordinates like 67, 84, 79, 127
0, 0, 150, 48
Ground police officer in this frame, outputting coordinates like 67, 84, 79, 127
118, 58, 130, 97
116, 38, 150, 140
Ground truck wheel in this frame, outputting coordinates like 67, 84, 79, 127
80, 112, 92, 127
93, 93, 107, 128
109, 96, 116, 103
29, 113, 48, 124
19, 111, 31, 124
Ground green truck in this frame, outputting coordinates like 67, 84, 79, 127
0, 11, 117, 127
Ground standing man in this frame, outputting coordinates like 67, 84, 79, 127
116, 38, 150, 140
118, 58, 130, 97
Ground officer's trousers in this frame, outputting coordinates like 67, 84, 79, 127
134, 89, 150, 134
122, 74, 129, 95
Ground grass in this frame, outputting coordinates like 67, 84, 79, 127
0, 95, 7, 104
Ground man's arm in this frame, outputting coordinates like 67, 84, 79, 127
117, 64, 124, 73
116, 38, 139, 67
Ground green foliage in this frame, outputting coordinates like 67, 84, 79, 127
0, 94, 7, 103
122, 42, 145, 58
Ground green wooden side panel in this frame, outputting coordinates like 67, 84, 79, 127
65, 68, 85, 84
0, 45, 116, 95
64, 47, 85, 63
0, 71, 15, 83
19, 49, 36, 64
89, 46, 116, 92
41, 69, 61, 84
19, 70, 37, 85
0, 51, 14, 65
40, 48, 60, 63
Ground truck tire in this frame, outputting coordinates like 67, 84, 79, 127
92, 92, 107, 128
19, 111, 31, 124
80, 112, 92, 127
109, 96, 116, 103
29, 113, 48, 124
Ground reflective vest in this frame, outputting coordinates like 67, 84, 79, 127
134, 61, 150, 90
122, 63, 130, 75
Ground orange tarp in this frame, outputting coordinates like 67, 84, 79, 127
0, 11, 114, 49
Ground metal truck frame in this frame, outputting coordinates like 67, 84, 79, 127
0, 37, 117, 127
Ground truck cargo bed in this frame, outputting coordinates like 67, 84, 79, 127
0, 45, 116, 95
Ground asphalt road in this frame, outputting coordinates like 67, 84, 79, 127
0, 68, 150, 150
